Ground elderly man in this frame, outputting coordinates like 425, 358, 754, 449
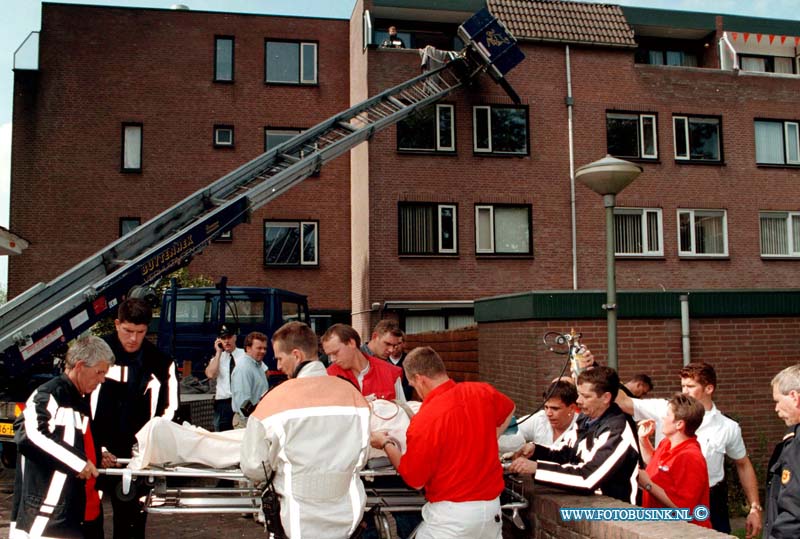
371, 346, 514, 539
509, 367, 640, 505
272, 321, 327, 378
323, 323, 405, 402
362, 320, 412, 400
231, 331, 270, 427
765, 364, 800, 538
616, 362, 762, 537
240, 325, 370, 538
11, 336, 114, 539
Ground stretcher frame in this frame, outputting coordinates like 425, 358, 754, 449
100, 461, 529, 535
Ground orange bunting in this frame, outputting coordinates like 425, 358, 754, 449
731, 32, 738, 41
756, 34, 762, 43
768, 35, 775, 45
743, 32, 750, 42
780, 36, 787, 45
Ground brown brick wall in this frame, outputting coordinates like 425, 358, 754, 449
479, 316, 800, 473
404, 325, 479, 382
9, 5, 351, 313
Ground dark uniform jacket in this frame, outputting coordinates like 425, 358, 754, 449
93, 334, 178, 460
765, 424, 800, 539
532, 403, 640, 505
12, 374, 95, 538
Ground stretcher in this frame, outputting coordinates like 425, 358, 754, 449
100, 461, 529, 536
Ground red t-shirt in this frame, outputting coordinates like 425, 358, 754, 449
643, 436, 711, 528
398, 379, 514, 502
327, 353, 401, 400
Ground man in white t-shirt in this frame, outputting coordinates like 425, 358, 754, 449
616, 362, 763, 538
204, 323, 246, 431
500, 380, 579, 453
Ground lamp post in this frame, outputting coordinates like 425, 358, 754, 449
575, 155, 642, 370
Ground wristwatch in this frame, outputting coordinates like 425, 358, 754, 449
644, 483, 653, 492
381, 439, 397, 450
750, 502, 764, 513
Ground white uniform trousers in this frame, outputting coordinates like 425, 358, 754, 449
416, 497, 502, 539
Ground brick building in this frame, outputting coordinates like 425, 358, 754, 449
9, 0, 800, 342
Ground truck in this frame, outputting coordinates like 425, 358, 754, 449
0, 7, 524, 466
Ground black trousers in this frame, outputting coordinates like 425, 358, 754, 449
213, 398, 234, 432
709, 479, 731, 534
105, 478, 148, 539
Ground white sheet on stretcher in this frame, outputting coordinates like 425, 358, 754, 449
129, 399, 421, 470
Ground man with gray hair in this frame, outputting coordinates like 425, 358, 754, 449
765, 364, 800, 538
11, 336, 114, 539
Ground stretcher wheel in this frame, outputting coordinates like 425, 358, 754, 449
374, 511, 399, 539
114, 478, 141, 502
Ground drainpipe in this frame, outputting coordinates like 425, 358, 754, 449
680, 294, 691, 365
566, 45, 577, 290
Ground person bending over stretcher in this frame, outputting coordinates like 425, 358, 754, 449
240, 321, 371, 539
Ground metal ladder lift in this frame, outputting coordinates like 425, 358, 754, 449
0, 7, 524, 374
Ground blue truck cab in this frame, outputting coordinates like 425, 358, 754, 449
157, 285, 310, 378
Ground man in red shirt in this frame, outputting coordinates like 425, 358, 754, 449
322, 324, 404, 402
370, 346, 515, 539
638, 394, 711, 527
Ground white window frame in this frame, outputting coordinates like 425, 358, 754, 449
265, 41, 317, 85
475, 204, 531, 255
214, 36, 234, 82
677, 209, 728, 257
614, 208, 663, 257
264, 220, 318, 266
435, 105, 455, 152
759, 211, 800, 258
606, 112, 658, 160
437, 204, 457, 254
214, 126, 234, 147
300, 42, 318, 84
786, 122, 800, 165
475, 205, 494, 253
122, 123, 142, 172
673, 116, 721, 162
473, 106, 492, 153
754, 120, 800, 165
472, 105, 528, 155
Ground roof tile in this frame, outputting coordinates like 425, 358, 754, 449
488, 0, 636, 46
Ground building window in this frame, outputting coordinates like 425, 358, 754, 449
760, 212, 800, 257
614, 208, 663, 256
473, 106, 528, 155
214, 125, 234, 148
397, 104, 455, 152
673, 116, 721, 162
121, 123, 142, 172
264, 220, 318, 266
740, 54, 795, 74
639, 49, 697, 67
606, 112, 657, 160
265, 41, 317, 84
398, 203, 457, 255
475, 205, 531, 255
677, 209, 727, 256
214, 36, 234, 82
265, 128, 302, 152
119, 217, 140, 237
755, 120, 800, 165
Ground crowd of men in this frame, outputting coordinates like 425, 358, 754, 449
11, 304, 800, 538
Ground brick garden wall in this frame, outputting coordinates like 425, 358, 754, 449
404, 325, 479, 382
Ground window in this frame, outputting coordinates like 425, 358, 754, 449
475, 205, 531, 255
264, 220, 318, 266
677, 209, 727, 256
265, 129, 302, 152
755, 120, 800, 165
760, 212, 800, 257
397, 104, 454, 152
214, 36, 234, 82
398, 203, 457, 255
119, 217, 140, 237
473, 106, 528, 155
740, 55, 795, 74
673, 116, 721, 162
614, 208, 663, 256
214, 125, 234, 148
642, 50, 698, 67
606, 113, 657, 159
121, 123, 142, 172
265, 41, 317, 84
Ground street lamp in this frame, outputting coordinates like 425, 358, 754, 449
575, 155, 642, 370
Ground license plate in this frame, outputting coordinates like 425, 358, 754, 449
0, 422, 14, 437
